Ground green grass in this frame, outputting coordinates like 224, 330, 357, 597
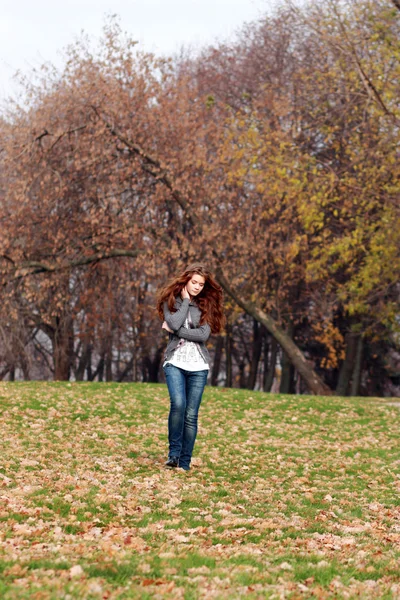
0, 381, 399, 598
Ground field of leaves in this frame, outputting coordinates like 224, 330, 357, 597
0, 382, 399, 599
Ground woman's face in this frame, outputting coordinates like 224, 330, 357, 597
186, 273, 206, 297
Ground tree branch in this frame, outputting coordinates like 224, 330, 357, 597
215, 268, 332, 395
91, 106, 198, 232
329, 0, 399, 123
2, 248, 140, 284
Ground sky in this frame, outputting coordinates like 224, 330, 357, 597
0, 0, 274, 101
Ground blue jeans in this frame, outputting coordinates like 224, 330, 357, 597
163, 363, 208, 470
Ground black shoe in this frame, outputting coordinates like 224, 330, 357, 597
165, 457, 179, 468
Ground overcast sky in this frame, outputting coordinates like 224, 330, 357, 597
0, 0, 274, 101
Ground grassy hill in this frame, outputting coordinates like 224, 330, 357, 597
0, 382, 399, 599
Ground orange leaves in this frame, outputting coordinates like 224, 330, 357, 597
313, 320, 345, 369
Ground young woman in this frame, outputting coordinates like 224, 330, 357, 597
156, 263, 225, 471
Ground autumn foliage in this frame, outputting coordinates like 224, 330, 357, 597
0, 0, 399, 395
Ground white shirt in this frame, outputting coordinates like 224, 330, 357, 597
164, 317, 209, 371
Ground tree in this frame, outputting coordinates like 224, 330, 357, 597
0, 3, 398, 394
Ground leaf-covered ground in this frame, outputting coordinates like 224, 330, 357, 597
0, 382, 399, 599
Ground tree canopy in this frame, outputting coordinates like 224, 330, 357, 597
0, 0, 399, 395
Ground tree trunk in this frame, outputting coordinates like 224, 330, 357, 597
95, 354, 105, 382
86, 346, 92, 381
264, 337, 278, 393
247, 319, 263, 390
53, 316, 74, 381
216, 271, 332, 396
20, 355, 30, 381
238, 362, 246, 388
118, 356, 134, 382
262, 337, 269, 390
76, 341, 92, 381
150, 346, 164, 382
143, 346, 164, 383
280, 324, 295, 394
0, 367, 10, 381
106, 351, 113, 382
280, 350, 295, 394
225, 323, 233, 388
211, 335, 224, 386
133, 346, 138, 381
350, 336, 363, 397
336, 332, 358, 396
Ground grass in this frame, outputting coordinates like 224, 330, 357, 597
0, 381, 399, 598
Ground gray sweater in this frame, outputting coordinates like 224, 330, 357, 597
163, 297, 211, 365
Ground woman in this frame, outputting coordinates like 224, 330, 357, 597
156, 263, 225, 471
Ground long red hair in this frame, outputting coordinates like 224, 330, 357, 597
156, 263, 225, 334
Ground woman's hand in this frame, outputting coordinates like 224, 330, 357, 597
162, 321, 174, 333
181, 285, 190, 300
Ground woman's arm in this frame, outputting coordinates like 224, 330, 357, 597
176, 323, 211, 343
163, 299, 190, 332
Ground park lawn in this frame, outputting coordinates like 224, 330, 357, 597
0, 382, 399, 599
